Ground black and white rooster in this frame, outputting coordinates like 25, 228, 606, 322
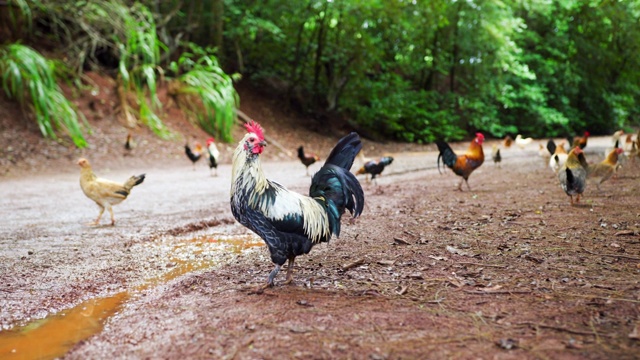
231, 121, 365, 292
206, 137, 220, 176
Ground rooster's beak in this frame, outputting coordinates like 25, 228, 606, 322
259, 141, 267, 147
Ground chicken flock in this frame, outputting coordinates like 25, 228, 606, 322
77, 125, 639, 291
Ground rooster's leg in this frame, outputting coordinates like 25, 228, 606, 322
464, 179, 472, 191
283, 257, 296, 285
266, 265, 281, 286
456, 178, 464, 191
569, 195, 574, 205
107, 205, 116, 226
255, 265, 281, 294
93, 206, 105, 225
576, 194, 581, 203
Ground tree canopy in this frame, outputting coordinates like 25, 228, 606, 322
3, 0, 639, 144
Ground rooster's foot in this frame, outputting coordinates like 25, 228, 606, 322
253, 282, 273, 294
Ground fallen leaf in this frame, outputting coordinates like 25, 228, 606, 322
394, 237, 411, 245
396, 286, 408, 295
377, 259, 396, 266
483, 284, 503, 292
629, 324, 640, 340
496, 338, 518, 350
296, 300, 313, 307
446, 245, 473, 257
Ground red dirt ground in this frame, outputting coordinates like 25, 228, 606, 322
0, 75, 639, 359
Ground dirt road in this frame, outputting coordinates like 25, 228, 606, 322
1, 138, 639, 359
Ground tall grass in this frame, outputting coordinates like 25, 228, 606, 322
116, 2, 171, 139
12, 0, 239, 142
169, 44, 239, 142
0, 44, 88, 147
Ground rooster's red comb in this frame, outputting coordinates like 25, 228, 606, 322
245, 121, 265, 142
475, 132, 485, 141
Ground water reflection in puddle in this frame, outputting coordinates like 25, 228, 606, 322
0, 235, 264, 359
0, 292, 128, 359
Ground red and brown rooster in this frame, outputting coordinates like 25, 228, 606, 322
570, 131, 590, 150
185, 142, 203, 170
297, 146, 320, 176
231, 121, 364, 292
436, 133, 485, 191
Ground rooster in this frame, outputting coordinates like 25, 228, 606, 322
624, 134, 635, 153
123, 132, 135, 157
436, 133, 485, 191
587, 148, 624, 191
78, 158, 145, 225
612, 130, 624, 146
297, 146, 320, 176
569, 131, 590, 150
356, 156, 394, 183
206, 137, 220, 176
185, 142, 203, 170
492, 144, 501, 167
538, 143, 549, 164
231, 121, 364, 292
503, 135, 513, 148
515, 134, 533, 149
557, 147, 587, 205
124, 132, 133, 151
548, 140, 568, 173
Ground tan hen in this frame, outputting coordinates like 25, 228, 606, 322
78, 158, 145, 225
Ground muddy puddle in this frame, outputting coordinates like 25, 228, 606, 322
0, 235, 264, 359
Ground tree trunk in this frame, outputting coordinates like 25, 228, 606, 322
312, 2, 329, 103
211, 0, 224, 51
449, 0, 463, 93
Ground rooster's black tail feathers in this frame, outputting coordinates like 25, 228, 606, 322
310, 132, 365, 238
436, 141, 458, 173
324, 132, 362, 170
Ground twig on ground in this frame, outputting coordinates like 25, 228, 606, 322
341, 258, 365, 271
582, 248, 640, 261
393, 237, 411, 245
463, 290, 532, 295
457, 262, 508, 269
517, 322, 613, 338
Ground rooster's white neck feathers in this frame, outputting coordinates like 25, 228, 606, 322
231, 134, 330, 243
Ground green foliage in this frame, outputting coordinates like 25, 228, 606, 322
169, 44, 239, 142
10, 0, 640, 143
224, 0, 640, 141
0, 44, 88, 147
114, 2, 172, 139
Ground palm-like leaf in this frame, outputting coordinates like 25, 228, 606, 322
170, 44, 239, 142
0, 44, 88, 147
